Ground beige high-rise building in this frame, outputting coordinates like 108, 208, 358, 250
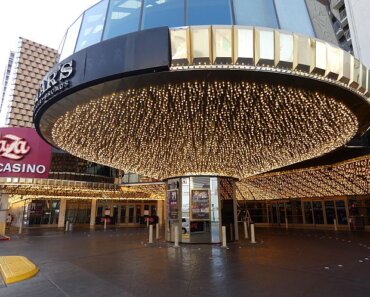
0, 37, 58, 128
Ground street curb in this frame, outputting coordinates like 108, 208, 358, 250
0, 256, 39, 285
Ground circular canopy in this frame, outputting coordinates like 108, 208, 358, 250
34, 26, 370, 180
51, 71, 358, 180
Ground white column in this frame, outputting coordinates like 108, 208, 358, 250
58, 199, 67, 228
0, 194, 9, 235
90, 199, 97, 229
157, 200, 164, 226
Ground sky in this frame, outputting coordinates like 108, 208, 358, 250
0, 0, 100, 90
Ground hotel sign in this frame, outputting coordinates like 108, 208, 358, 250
37, 60, 74, 102
0, 128, 51, 178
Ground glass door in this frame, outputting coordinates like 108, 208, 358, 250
120, 205, 126, 224
128, 205, 135, 223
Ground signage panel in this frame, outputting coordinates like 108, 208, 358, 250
0, 128, 51, 178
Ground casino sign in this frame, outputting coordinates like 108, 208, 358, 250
0, 128, 51, 178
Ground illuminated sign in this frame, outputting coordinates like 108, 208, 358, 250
0, 128, 51, 178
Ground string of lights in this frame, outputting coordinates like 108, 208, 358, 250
52, 81, 357, 180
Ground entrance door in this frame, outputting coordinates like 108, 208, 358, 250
120, 206, 126, 224
128, 205, 135, 224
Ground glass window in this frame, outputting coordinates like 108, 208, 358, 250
59, 15, 83, 61
325, 201, 335, 224
304, 201, 313, 224
274, 0, 315, 37
187, 0, 232, 26
335, 200, 347, 225
75, 0, 109, 52
312, 201, 324, 224
103, 0, 142, 40
142, 0, 184, 30
233, 0, 278, 28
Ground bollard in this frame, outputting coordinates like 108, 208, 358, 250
146, 218, 149, 228
221, 226, 227, 248
69, 222, 73, 232
104, 218, 107, 231
18, 219, 23, 235
156, 223, 159, 240
149, 224, 153, 244
65, 220, 69, 232
174, 225, 180, 248
251, 223, 256, 244
334, 218, 338, 231
243, 221, 249, 239
285, 217, 289, 230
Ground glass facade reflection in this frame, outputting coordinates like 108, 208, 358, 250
60, 0, 318, 59
103, 0, 142, 40
233, 0, 278, 28
75, 0, 109, 52
142, 0, 184, 30
187, 0, 232, 26
274, 0, 315, 37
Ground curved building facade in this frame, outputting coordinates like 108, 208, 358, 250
58, 0, 321, 61
34, 0, 370, 242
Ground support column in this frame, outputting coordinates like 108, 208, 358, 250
157, 200, 164, 226
0, 194, 9, 236
58, 199, 67, 228
90, 199, 97, 229
233, 182, 239, 241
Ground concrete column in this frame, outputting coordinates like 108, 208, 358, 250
0, 194, 9, 235
58, 199, 67, 228
90, 199, 97, 228
157, 200, 164, 226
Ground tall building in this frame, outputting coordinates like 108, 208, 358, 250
330, 0, 370, 68
0, 51, 15, 113
32, 0, 370, 243
0, 38, 57, 128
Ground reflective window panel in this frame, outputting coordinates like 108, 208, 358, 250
103, 0, 142, 40
142, 0, 185, 30
233, 0, 278, 28
75, 0, 109, 52
187, 0, 232, 26
59, 15, 83, 61
274, 0, 315, 37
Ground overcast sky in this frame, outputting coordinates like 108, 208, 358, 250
0, 0, 100, 91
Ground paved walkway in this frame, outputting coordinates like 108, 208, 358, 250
0, 227, 370, 297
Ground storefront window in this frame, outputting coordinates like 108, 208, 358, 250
187, 0, 232, 26
103, 0, 142, 40
312, 201, 324, 224
365, 199, 370, 226
336, 200, 347, 225
290, 199, 303, 224
304, 201, 313, 224
274, 0, 315, 37
142, 0, 184, 30
120, 205, 126, 223
324, 201, 335, 224
136, 205, 141, 223
28, 200, 60, 225
233, 0, 278, 28
65, 201, 91, 224
75, 0, 109, 52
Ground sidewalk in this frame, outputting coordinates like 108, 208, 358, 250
0, 227, 370, 297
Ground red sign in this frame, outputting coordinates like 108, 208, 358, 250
0, 128, 51, 178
